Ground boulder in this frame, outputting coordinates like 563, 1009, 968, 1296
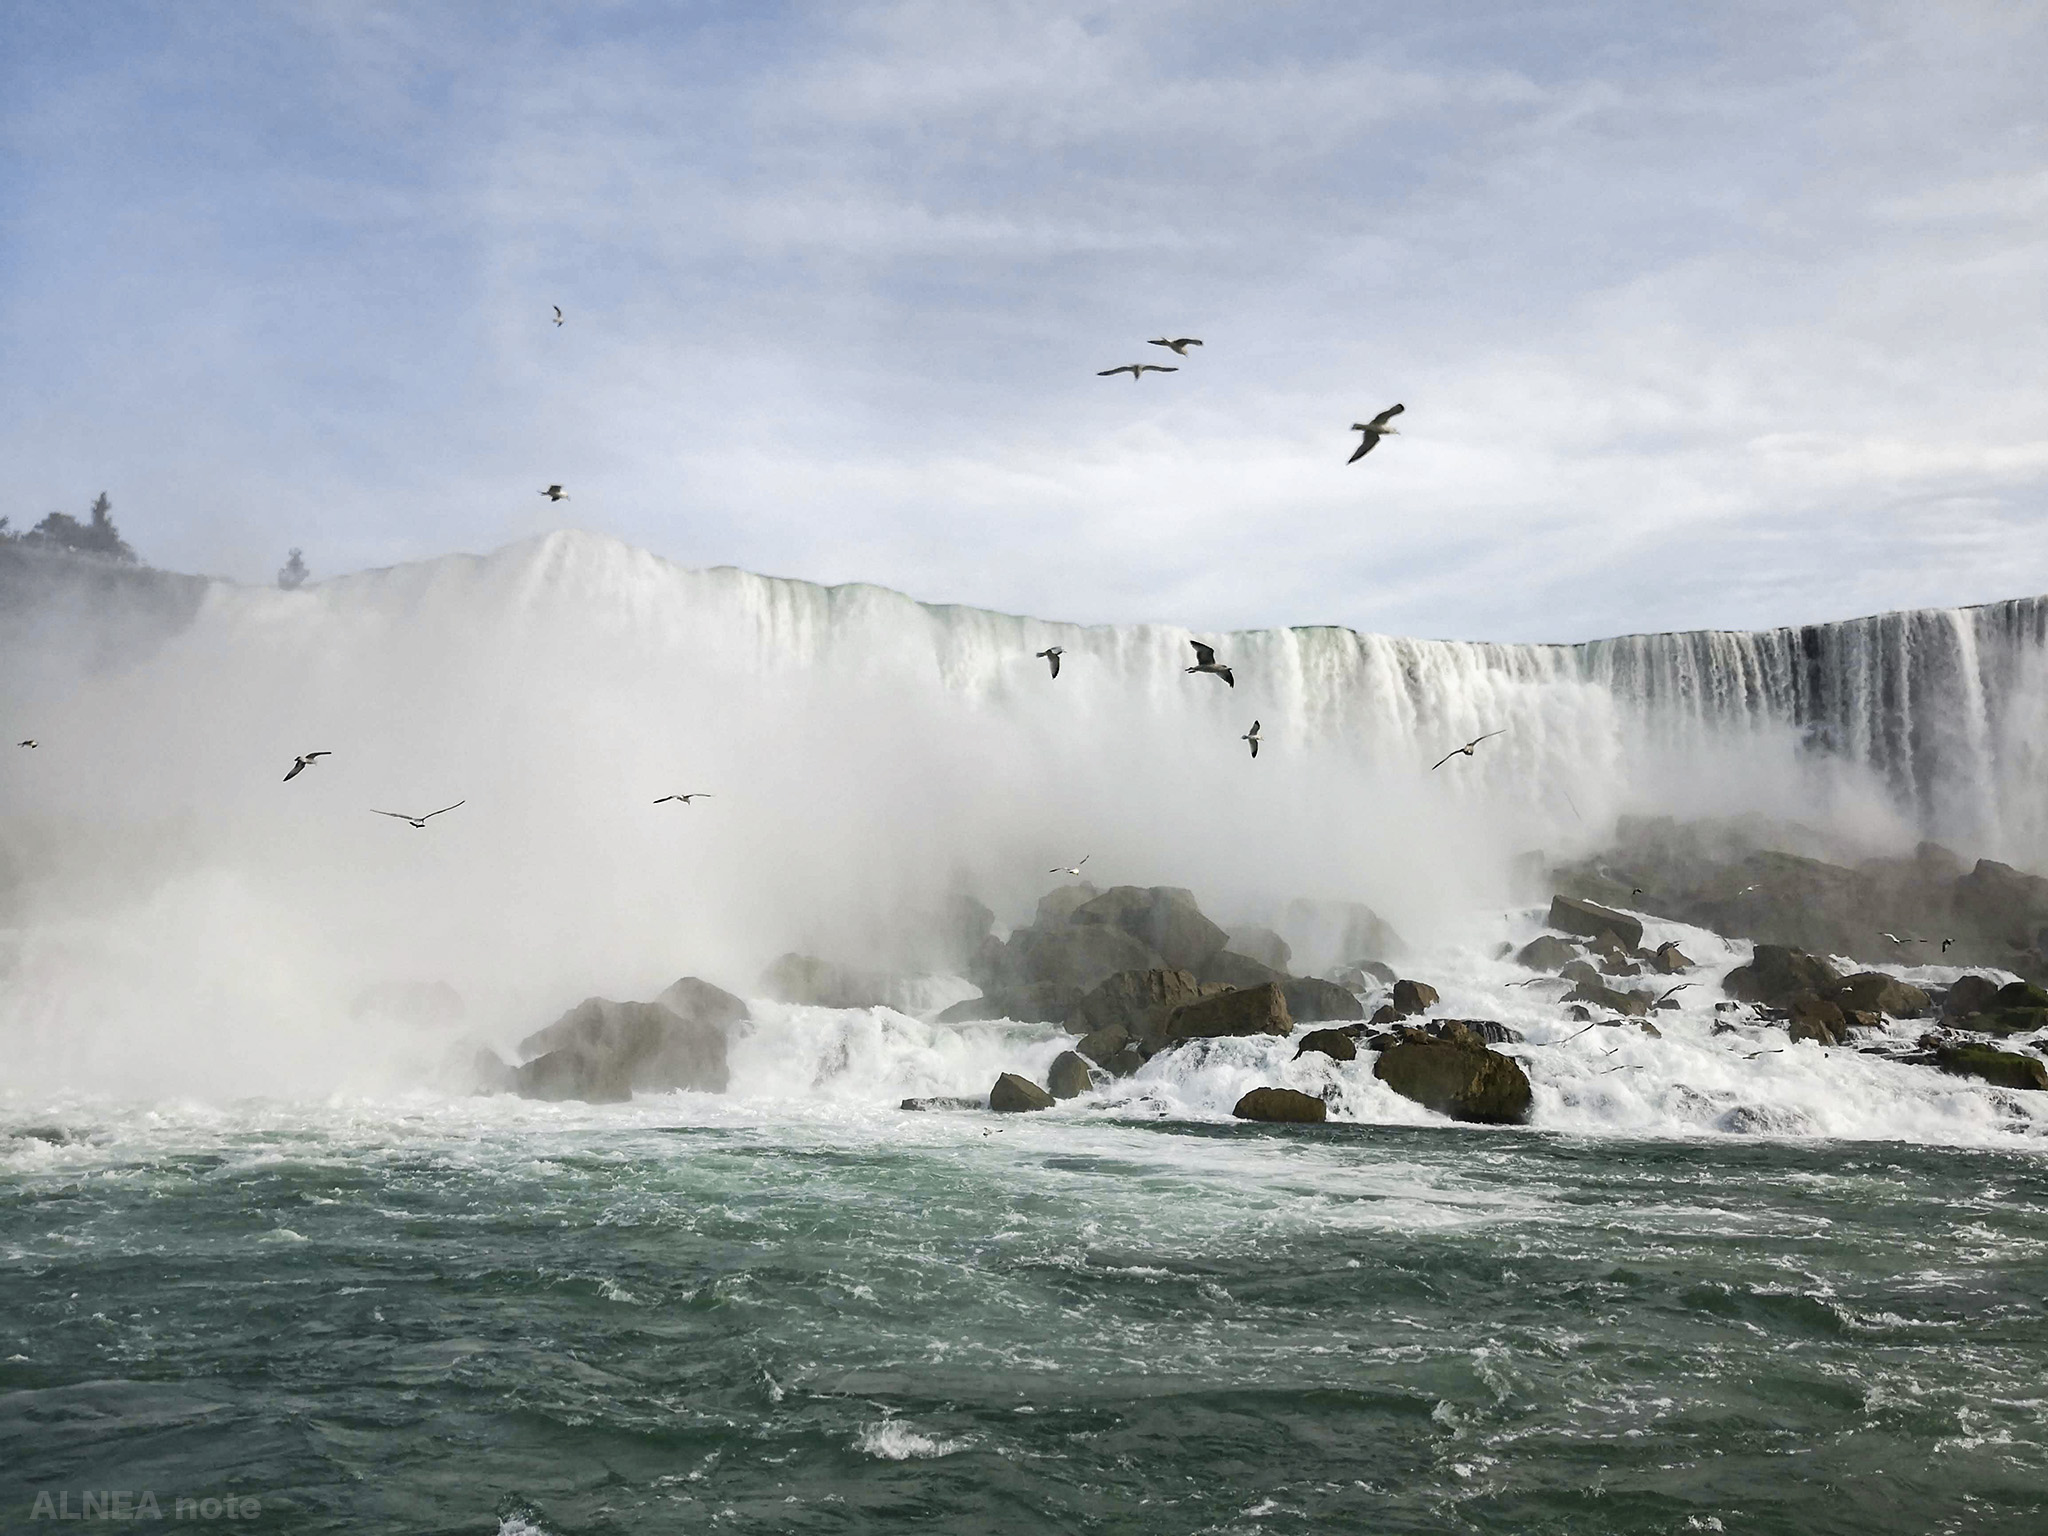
1825, 973, 1930, 1019
1515, 935, 1578, 972
1637, 1019, 1663, 1038
1954, 860, 2048, 948
1568, 977, 1650, 1017
654, 975, 751, 1029
1788, 1008, 1842, 1047
1295, 1027, 1359, 1062
1424, 1019, 1522, 1046
1369, 1004, 1400, 1025
1034, 881, 1100, 929
1283, 977, 1366, 1023
1559, 959, 1603, 989
1225, 925, 1293, 972
1724, 946, 1845, 1007
989, 1072, 1056, 1112
1065, 969, 1213, 1060
937, 982, 1082, 1024
1353, 959, 1399, 986
516, 998, 729, 1103
1935, 1043, 2048, 1092
1070, 885, 1230, 971
1233, 1086, 1328, 1124
1101, 1045, 1147, 1078
900, 1095, 985, 1111
1373, 1034, 1532, 1124
1001, 923, 1164, 993
1650, 942, 1694, 974
1547, 895, 1644, 951
1996, 980, 2048, 1011
761, 954, 907, 1009
1941, 974, 2002, 1021
1154, 983, 1293, 1051
1389, 979, 1439, 1019
1197, 949, 1288, 989
467, 1045, 518, 1094
1046, 1050, 1096, 1100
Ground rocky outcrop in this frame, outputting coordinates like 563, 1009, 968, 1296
1974, 981, 2048, 1037
1935, 1042, 2048, 1091
1515, 935, 1578, 972
1034, 881, 1101, 928
1225, 925, 1293, 972
936, 982, 1083, 1024
1724, 945, 1844, 1007
516, 997, 729, 1103
1954, 860, 2048, 953
1825, 972, 1930, 1019
1294, 1027, 1359, 1062
1154, 983, 1293, 1051
1046, 1051, 1095, 1100
1567, 976, 1649, 1017
1373, 1032, 1532, 1124
1232, 1086, 1328, 1123
654, 975, 750, 1029
1547, 895, 1643, 951
1282, 977, 1365, 1023
989, 1072, 1056, 1111
1388, 979, 1438, 1019
1065, 969, 1214, 1063
996, 923, 1164, 994
1943, 975, 2002, 1021
1070, 886, 1230, 971
1649, 942, 1694, 973
1196, 949, 1287, 990
1788, 996, 1847, 1046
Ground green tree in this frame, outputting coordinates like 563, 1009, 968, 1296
23, 493, 137, 562
278, 548, 310, 590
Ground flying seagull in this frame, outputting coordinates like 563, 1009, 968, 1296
371, 802, 464, 829
541, 485, 569, 501
1186, 640, 1234, 687
654, 794, 713, 805
1632, 887, 1645, 898
1097, 364, 1178, 380
16, 740, 35, 749
552, 305, 564, 326
1347, 404, 1404, 463
1049, 855, 1090, 876
1941, 938, 1955, 953
1431, 730, 1505, 771
1148, 338, 1202, 355
1242, 720, 1261, 759
1654, 983, 1694, 1006
283, 751, 331, 783
1879, 932, 1926, 946
1036, 646, 1064, 679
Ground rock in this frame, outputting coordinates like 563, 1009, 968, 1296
1941, 974, 2002, 1021
1225, 925, 1293, 972
1637, 1020, 1663, 1038
1034, 881, 1100, 928
1568, 977, 1650, 1016
1374, 1034, 1532, 1124
1155, 983, 1293, 1051
1070, 885, 1229, 971
1935, 1043, 2048, 1091
1295, 1027, 1359, 1062
1559, 959, 1603, 989
1996, 980, 2048, 1011
1825, 972, 1930, 1019
1567, 1005, 1593, 1022
761, 953, 912, 1010
937, 982, 1083, 1024
1954, 860, 2048, 950
1601, 960, 1643, 979
1000, 923, 1165, 993
1277, 898, 1408, 969
1102, 1046, 1147, 1078
1788, 1009, 1842, 1047
1425, 1019, 1522, 1046
1065, 969, 1212, 1058
467, 1045, 518, 1094
1491, 942, 1513, 960
1283, 977, 1366, 1023
1650, 942, 1694, 973
1724, 945, 1845, 1007
1515, 935, 1579, 972
1046, 1051, 1095, 1100
989, 1072, 1056, 1112
1353, 959, 1399, 986
1389, 979, 1438, 1019
1842, 1009, 1882, 1033
1369, 1004, 1399, 1025
654, 975, 751, 1029
516, 997, 729, 1102
1232, 1087, 1328, 1124
900, 1096, 984, 1111
1197, 949, 1288, 989
1547, 894, 1644, 951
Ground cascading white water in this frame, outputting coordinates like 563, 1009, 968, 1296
2, 530, 2045, 1096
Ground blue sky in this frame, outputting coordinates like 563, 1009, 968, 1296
3, 1, 2044, 640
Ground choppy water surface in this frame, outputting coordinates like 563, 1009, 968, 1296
5, 1096, 2046, 1535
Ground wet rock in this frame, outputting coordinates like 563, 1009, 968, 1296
1034, 881, 1101, 928
467, 1045, 518, 1094
1283, 977, 1366, 1023
1102, 1046, 1147, 1078
900, 1095, 984, 1111
1353, 959, 1399, 986
1515, 935, 1579, 972
1070, 885, 1229, 971
1941, 974, 2002, 1022
1825, 972, 1930, 1020
1278, 898, 1408, 968
1373, 1033, 1532, 1124
1566, 1005, 1593, 1022
1426, 1019, 1522, 1045
516, 998, 730, 1103
1369, 1004, 1400, 1026
1637, 1019, 1663, 1038
1046, 1050, 1096, 1100
1842, 1009, 1883, 1033
1547, 895, 1644, 951
989, 1072, 1056, 1112
1788, 1013, 1842, 1048
1224, 925, 1293, 973
760, 954, 930, 1010
1197, 949, 1288, 990
1066, 969, 1213, 1058
999, 924, 1165, 994
937, 982, 1083, 1024
1295, 1027, 1359, 1062
1954, 860, 2048, 951
1389, 979, 1439, 1019
1568, 977, 1650, 1017
1650, 942, 1694, 974
1934, 1043, 2048, 1091
1724, 945, 1845, 1008
1154, 983, 1293, 1051
1559, 959, 1603, 989
1232, 1086, 1328, 1124
654, 976, 751, 1029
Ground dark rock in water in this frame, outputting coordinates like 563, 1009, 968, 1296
654, 975, 750, 1029
1825, 972, 1930, 1019
1070, 885, 1229, 972
1295, 1027, 1359, 1062
1046, 1050, 1095, 1100
1491, 941, 1513, 960
1568, 977, 1650, 1017
1374, 1033, 1532, 1123
1547, 895, 1643, 951
1034, 881, 1100, 929
1650, 942, 1694, 974
1225, 925, 1293, 972
1422, 1018, 1522, 1045
1283, 977, 1366, 1023
937, 982, 1082, 1024
1001, 923, 1164, 994
1233, 1086, 1327, 1124
1369, 1004, 1399, 1025
1559, 959, 1603, 989
1156, 983, 1293, 1050
468, 1046, 519, 1095
1102, 1045, 1147, 1078
1075, 1024, 1131, 1065
9, 1125, 81, 1145
1935, 1042, 2048, 1091
1996, 980, 2048, 1011
1197, 949, 1288, 989
1725, 945, 1844, 1007
517, 998, 730, 1102
1637, 1019, 1663, 1038
1954, 860, 2048, 952
1788, 1006, 1843, 1047
900, 1096, 985, 1111
1842, 1009, 1883, 1033
1389, 979, 1438, 1018
1567, 1005, 1593, 1022
1941, 974, 2002, 1021
1353, 959, 1399, 986
1515, 935, 1578, 972
1066, 969, 1214, 1058
989, 1072, 1056, 1112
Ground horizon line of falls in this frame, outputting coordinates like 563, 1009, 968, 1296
2, 529, 2046, 1093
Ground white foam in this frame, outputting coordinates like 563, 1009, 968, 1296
854, 1421, 970, 1460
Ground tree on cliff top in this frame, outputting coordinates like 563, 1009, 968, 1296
12, 493, 138, 562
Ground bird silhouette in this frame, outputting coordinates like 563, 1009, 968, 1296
1348, 404, 1404, 462
1148, 338, 1202, 355
16, 739, 36, 749
1242, 720, 1261, 758
654, 794, 713, 805
540, 485, 569, 501
552, 305, 564, 326
283, 751, 331, 783
372, 802, 464, 829
1098, 364, 1178, 380
1036, 646, 1063, 679
1049, 855, 1090, 876
1431, 730, 1504, 770
1186, 640, 1234, 686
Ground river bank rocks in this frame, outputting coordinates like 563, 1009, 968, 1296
1295, 1027, 1360, 1061
1046, 1051, 1095, 1099
990, 1072, 1056, 1112
1233, 1087, 1327, 1123
1373, 1028, 1532, 1124
514, 979, 744, 1102
1933, 1041, 2048, 1091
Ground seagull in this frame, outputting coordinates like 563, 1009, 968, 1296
1148, 338, 1202, 355
371, 802, 464, 829
1431, 730, 1505, 770
1632, 887, 1645, 898
1049, 855, 1090, 876
1654, 983, 1694, 1006
1097, 364, 1178, 380
1036, 646, 1064, 679
540, 485, 569, 501
1744, 1048, 1784, 1060
1186, 640, 1234, 686
16, 740, 35, 749
1880, 932, 1926, 946
653, 793, 713, 805
1941, 938, 1955, 953
552, 305, 564, 327
1242, 720, 1261, 759
283, 751, 331, 783
1347, 404, 1404, 462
